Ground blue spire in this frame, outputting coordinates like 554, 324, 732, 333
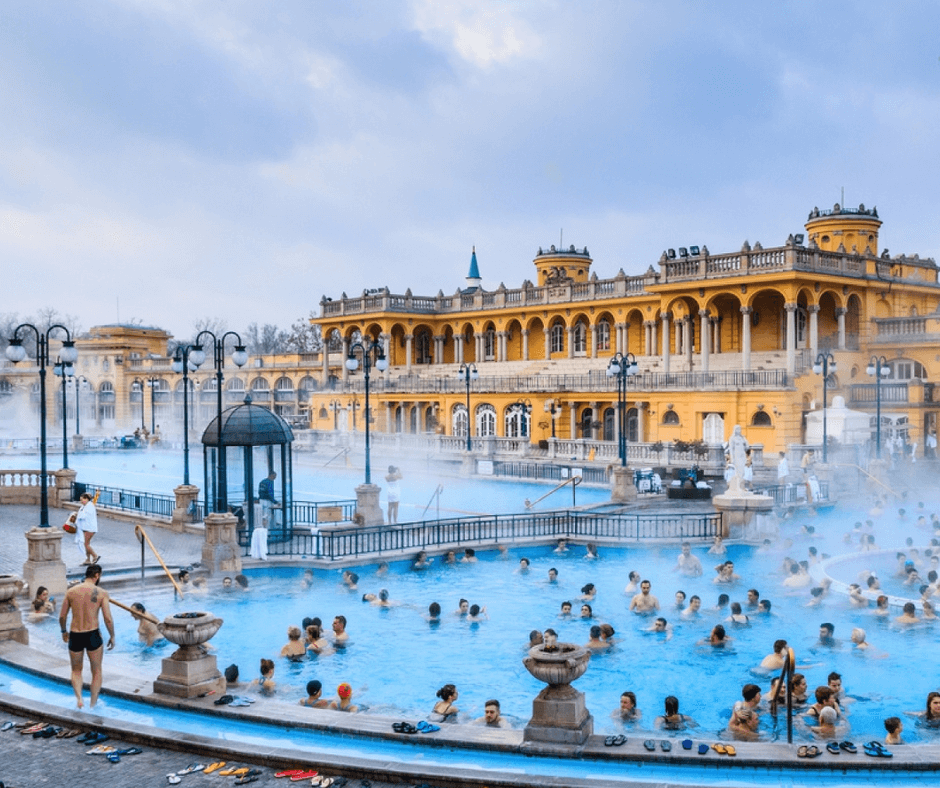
467, 246, 480, 280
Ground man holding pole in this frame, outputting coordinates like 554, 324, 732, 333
59, 563, 114, 709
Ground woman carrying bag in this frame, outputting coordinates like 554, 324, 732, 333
75, 492, 100, 565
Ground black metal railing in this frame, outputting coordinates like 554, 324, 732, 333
73, 481, 204, 522
246, 508, 722, 560
754, 482, 831, 507
491, 461, 609, 485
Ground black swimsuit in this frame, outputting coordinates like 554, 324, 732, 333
68, 629, 103, 652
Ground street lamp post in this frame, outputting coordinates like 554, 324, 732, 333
193, 330, 248, 513
606, 352, 639, 466
147, 376, 158, 435
53, 358, 73, 469
329, 399, 342, 430
5, 323, 78, 527
512, 399, 532, 438
866, 356, 891, 459
458, 363, 478, 452
172, 343, 204, 486
132, 378, 146, 431
544, 399, 559, 439
74, 376, 88, 436
345, 338, 388, 485
812, 353, 837, 463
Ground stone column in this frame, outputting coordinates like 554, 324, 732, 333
567, 327, 574, 359
455, 335, 464, 364
322, 342, 330, 386
636, 402, 646, 444
741, 307, 752, 371
355, 483, 384, 526
22, 528, 67, 599
522, 329, 529, 361
201, 512, 241, 576
569, 402, 578, 440
434, 335, 445, 364
712, 317, 721, 354
53, 468, 77, 508
661, 313, 671, 373
172, 484, 200, 533
404, 334, 414, 371
588, 326, 596, 359
699, 310, 711, 372
643, 322, 651, 356
684, 316, 693, 367
836, 308, 847, 350
610, 466, 637, 503
808, 304, 820, 358
341, 337, 350, 382
785, 303, 797, 376
650, 320, 658, 359
543, 328, 551, 359
381, 333, 391, 376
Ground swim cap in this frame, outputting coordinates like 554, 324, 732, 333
337, 682, 352, 698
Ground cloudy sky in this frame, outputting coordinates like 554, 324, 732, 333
2, 1, 939, 340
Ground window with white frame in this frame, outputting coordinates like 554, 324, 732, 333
550, 323, 565, 354
476, 403, 496, 436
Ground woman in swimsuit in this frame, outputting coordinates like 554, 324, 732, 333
429, 684, 459, 723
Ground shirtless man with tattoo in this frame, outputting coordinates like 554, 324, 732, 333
59, 564, 115, 708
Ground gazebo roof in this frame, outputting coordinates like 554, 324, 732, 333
200, 396, 294, 446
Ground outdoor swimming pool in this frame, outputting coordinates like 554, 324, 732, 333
22, 497, 940, 744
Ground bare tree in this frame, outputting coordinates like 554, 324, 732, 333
285, 313, 323, 353
243, 323, 290, 355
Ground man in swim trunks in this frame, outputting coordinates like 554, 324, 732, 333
332, 615, 349, 645
58, 564, 114, 709
629, 580, 660, 614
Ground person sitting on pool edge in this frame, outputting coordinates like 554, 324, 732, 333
299, 679, 330, 709
473, 699, 511, 728
429, 684, 459, 722
329, 682, 359, 712
654, 695, 696, 730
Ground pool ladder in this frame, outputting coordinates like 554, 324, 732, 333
134, 523, 185, 599
524, 475, 581, 510
768, 646, 796, 743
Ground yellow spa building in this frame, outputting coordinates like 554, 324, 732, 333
2, 203, 939, 469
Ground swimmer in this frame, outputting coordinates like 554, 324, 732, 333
301, 569, 315, 590
873, 595, 890, 617
851, 627, 871, 650
253, 658, 276, 695
814, 706, 839, 740
681, 595, 701, 618
789, 673, 809, 704
647, 617, 672, 641
223, 664, 241, 689
674, 590, 686, 610
444, 550, 457, 564
705, 624, 731, 647
412, 551, 432, 570
461, 548, 478, 563
906, 691, 940, 724
299, 679, 330, 708
429, 683, 459, 722
599, 623, 616, 643
234, 574, 249, 590
329, 682, 359, 712
827, 672, 846, 705
517, 557, 530, 574
707, 535, 726, 556
806, 686, 839, 720
542, 628, 559, 651
426, 602, 442, 623
759, 639, 788, 670
783, 563, 811, 589
923, 600, 937, 621
746, 588, 759, 609
727, 602, 749, 625
884, 716, 904, 745
613, 691, 641, 722
728, 684, 762, 740
713, 560, 740, 584
655, 695, 697, 730
305, 624, 329, 655
332, 615, 349, 645
817, 622, 838, 648
528, 630, 544, 648
280, 625, 306, 659
554, 538, 569, 554
673, 542, 703, 577
848, 584, 868, 607
629, 580, 660, 614
473, 698, 510, 728
454, 598, 470, 616
376, 561, 389, 576
342, 571, 359, 591
467, 604, 487, 622
584, 543, 599, 560
757, 599, 772, 615
33, 586, 55, 614
580, 603, 593, 619
895, 601, 919, 625
559, 601, 573, 617
370, 588, 396, 607
579, 583, 596, 601
547, 567, 558, 583
130, 602, 162, 647
715, 593, 730, 612
585, 624, 610, 650
222, 577, 233, 591
624, 570, 641, 594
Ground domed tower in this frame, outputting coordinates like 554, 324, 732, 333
533, 244, 592, 287
804, 203, 882, 255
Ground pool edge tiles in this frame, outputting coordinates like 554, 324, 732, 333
3, 641, 940, 784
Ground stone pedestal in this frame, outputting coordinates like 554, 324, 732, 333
172, 484, 200, 532
201, 512, 241, 577
23, 528, 67, 598
522, 643, 593, 747
712, 491, 774, 539
153, 612, 225, 699
71, 435, 84, 454
354, 483, 384, 526
53, 468, 78, 508
609, 466, 637, 503
0, 575, 28, 645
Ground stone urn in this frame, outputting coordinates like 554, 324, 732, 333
522, 643, 593, 746
0, 575, 25, 606
153, 611, 225, 699
0, 575, 28, 646
158, 611, 223, 660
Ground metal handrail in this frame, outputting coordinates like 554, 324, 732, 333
134, 523, 184, 598
524, 475, 582, 509
835, 463, 900, 498
421, 484, 444, 520
322, 447, 350, 467
769, 646, 796, 743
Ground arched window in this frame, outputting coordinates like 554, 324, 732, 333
415, 330, 432, 364
476, 404, 496, 437
504, 404, 530, 438
751, 411, 772, 426
595, 320, 611, 352
573, 322, 587, 356
550, 322, 565, 354
890, 359, 926, 380
662, 410, 680, 425
227, 378, 245, 392
453, 404, 468, 438
603, 407, 615, 442
275, 376, 294, 392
